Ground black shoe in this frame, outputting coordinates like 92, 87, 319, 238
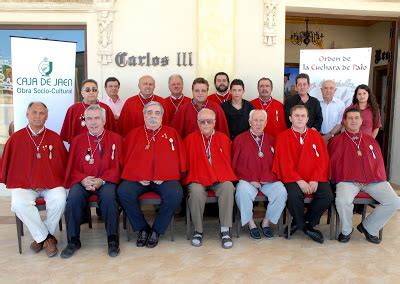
108, 240, 120, 257
248, 226, 261, 240
146, 230, 160, 248
338, 230, 352, 243
303, 224, 324, 244
60, 242, 81, 259
260, 221, 274, 239
357, 223, 381, 244
136, 228, 150, 247
284, 223, 299, 238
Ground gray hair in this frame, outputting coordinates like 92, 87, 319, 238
168, 74, 183, 84
84, 104, 106, 122
198, 108, 216, 120
27, 101, 48, 112
249, 109, 267, 121
143, 101, 164, 115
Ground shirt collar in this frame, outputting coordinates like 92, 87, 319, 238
28, 125, 45, 136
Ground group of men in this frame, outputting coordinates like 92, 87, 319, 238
1, 72, 399, 260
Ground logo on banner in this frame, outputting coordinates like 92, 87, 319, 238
38, 57, 53, 77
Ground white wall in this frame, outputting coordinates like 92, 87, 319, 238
235, 0, 286, 102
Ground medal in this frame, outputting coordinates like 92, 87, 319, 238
144, 126, 162, 151
345, 131, 363, 158
357, 150, 362, 156
89, 158, 94, 164
48, 145, 53, 160
85, 154, 91, 161
250, 130, 265, 159
258, 151, 264, 158
81, 120, 86, 127
169, 138, 175, 151
26, 127, 46, 160
145, 143, 150, 150
36, 152, 42, 159
86, 131, 105, 164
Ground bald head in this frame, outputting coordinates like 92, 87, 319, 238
197, 108, 216, 137
321, 80, 336, 102
138, 75, 155, 98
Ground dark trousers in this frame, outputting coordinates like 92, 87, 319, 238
66, 182, 119, 238
117, 180, 183, 234
284, 182, 334, 230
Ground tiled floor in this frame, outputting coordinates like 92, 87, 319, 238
0, 196, 399, 283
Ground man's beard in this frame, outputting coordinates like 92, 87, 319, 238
216, 85, 228, 93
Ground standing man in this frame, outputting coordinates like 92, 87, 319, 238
184, 108, 236, 249
319, 80, 345, 143
1, 102, 67, 257
164, 74, 191, 121
208, 72, 232, 104
251, 77, 287, 138
118, 75, 170, 137
273, 105, 333, 243
233, 110, 287, 239
284, 73, 323, 132
118, 101, 185, 248
60, 79, 117, 144
171, 77, 229, 139
61, 104, 122, 258
100, 76, 126, 121
329, 107, 400, 244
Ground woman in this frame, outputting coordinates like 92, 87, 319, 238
221, 79, 254, 141
345, 84, 381, 138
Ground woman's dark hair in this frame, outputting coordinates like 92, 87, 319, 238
352, 84, 379, 126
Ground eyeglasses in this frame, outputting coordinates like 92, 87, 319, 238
198, 119, 215, 125
82, 87, 98, 92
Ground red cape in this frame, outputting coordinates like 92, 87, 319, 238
171, 100, 230, 139
121, 125, 186, 181
64, 130, 122, 188
272, 128, 329, 183
0, 127, 67, 189
251, 98, 287, 138
183, 130, 237, 186
208, 92, 232, 104
232, 130, 278, 183
118, 94, 170, 137
164, 95, 191, 122
60, 101, 117, 144
328, 132, 387, 183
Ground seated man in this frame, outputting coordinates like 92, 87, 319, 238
184, 108, 237, 248
329, 107, 400, 244
273, 105, 334, 243
118, 101, 185, 248
232, 109, 287, 239
61, 104, 122, 258
0, 102, 67, 257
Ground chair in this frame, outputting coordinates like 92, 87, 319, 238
286, 193, 336, 240
186, 190, 237, 240
335, 191, 382, 240
126, 192, 175, 242
235, 191, 284, 238
15, 197, 62, 254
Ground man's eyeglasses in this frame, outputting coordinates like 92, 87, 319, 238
198, 119, 215, 125
82, 87, 98, 92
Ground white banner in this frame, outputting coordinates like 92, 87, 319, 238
300, 48, 372, 106
11, 37, 76, 133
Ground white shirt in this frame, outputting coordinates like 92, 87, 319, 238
100, 96, 126, 117
319, 96, 345, 134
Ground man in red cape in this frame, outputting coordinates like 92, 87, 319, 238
329, 107, 400, 244
273, 105, 333, 243
208, 72, 232, 104
61, 104, 122, 258
1, 102, 67, 257
163, 74, 191, 121
233, 109, 287, 240
118, 75, 170, 137
118, 101, 185, 248
250, 77, 287, 138
171, 77, 229, 139
184, 108, 236, 249
60, 79, 117, 144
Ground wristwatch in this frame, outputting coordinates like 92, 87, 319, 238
102, 179, 106, 186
